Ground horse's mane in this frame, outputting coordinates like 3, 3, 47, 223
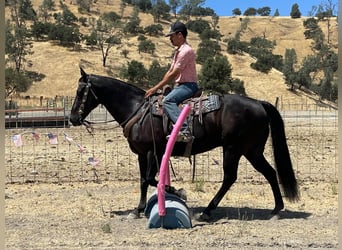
89, 74, 146, 96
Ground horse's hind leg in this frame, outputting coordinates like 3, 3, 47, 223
200, 148, 241, 220
245, 152, 284, 217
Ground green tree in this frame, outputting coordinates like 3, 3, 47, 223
196, 40, 221, 64
89, 16, 122, 66
5, 67, 32, 97
227, 38, 247, 54
199, 56, 245, 95
18, 0, 37, 21
136, 0, 152, 12
38, 0, 55, 22
151, 0, 170, 22
6, 10, 33, 72
210, 13, 219, 31
169, 0, 181, 17
303, 17, 325, 51
303, 18, 319, 39
315, 0, 337, 45
138, 39, 156, 54
84, 30, 98, 46
47, 24, 81, 46
30, 21, 53, 40
199, 28, 221, 41
144, 24, 163, 36
120, 60, 147, 85
290, 3, 301, 18
186, 19, 211, 34
147, 60, 168, 86
250, 52, 279, 73
232, 8, 241, 16
178, 0, 205, 21
274, 8, 280, 16
283, 48, 298, 90
246, 36, 283, 72
257, 7, 271, 16
296, 55, 320, 89
123, 8, 142, 35
243, 7, 257, 16
102, 11, 121, 23
54, 3, 78, 25
191, 6, 215, 16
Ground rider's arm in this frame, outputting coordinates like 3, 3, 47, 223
145, 67, 180, 98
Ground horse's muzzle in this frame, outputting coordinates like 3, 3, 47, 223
69, 114, 83, 126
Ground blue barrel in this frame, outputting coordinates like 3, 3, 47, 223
144, 191, 192, 229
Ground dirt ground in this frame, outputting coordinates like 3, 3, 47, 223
5, 119, 338, 249
5, 179, 338, 249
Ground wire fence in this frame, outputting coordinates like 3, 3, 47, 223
5, 102, 338, 185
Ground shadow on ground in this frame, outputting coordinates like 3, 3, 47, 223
191, 206, 311, 223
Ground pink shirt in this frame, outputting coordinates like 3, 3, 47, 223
170, 42, 197, 83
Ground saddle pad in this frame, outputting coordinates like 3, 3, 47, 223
152, 94, 221, 117
193, 95, 220, 115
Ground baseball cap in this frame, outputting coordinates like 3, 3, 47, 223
165, 22, 188, 37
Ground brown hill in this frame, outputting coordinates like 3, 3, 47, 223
9, 0, 338, 108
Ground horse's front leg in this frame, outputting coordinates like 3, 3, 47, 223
129, 152, 158, 219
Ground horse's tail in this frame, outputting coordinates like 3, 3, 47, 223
261, 101, 300, 202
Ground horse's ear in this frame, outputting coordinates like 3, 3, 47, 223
80, 67, 87, 77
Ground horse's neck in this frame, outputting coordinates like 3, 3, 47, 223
102, 94, 144, 126
93, 78, 145, 125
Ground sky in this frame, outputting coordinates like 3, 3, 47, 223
202, 0, 336, 17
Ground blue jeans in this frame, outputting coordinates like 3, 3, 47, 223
162, 82, 198, 132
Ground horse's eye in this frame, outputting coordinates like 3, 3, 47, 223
77, 82, 86, 96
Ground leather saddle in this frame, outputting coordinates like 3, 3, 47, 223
123, 88, 221, 138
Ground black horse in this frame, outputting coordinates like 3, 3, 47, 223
70, 68, 299, 220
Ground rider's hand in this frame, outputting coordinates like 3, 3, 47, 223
145, 87, 156, 98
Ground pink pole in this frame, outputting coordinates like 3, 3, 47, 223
157, 104, 191, 217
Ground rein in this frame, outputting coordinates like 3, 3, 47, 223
118, 100, 147, 127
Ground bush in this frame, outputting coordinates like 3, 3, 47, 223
120, 60, 147, 85
84, 31, 97, 46
199, 55, 245, 95
199, 28, 221, 41
138, 39, 156, 54
227, 38, 247, 54
78, 17, 87, 26
30, 21, 53, 40
290, 3, 301, 18
147, 60, 168, 87
47, 24, 81, 45
5, 68, 32, 97
102, 11, 121, 23
196, 40, 221, 64
144, 24, 163, 36
186, 19, 210, 34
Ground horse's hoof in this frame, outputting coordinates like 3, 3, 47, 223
127, 210, 140, 219
269, 214, 280, 220
175, 188, 187, 201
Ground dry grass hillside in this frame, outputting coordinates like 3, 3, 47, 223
8, 0, 338, 107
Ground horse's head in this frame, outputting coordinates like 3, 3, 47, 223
70, 67, 100, 126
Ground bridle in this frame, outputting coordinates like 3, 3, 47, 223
76, 78, 100, 133
76, 76, 146, 134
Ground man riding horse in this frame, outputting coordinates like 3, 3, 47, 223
145, 22, 198, 143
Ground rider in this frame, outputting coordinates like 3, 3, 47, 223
144, 21, 198, 142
